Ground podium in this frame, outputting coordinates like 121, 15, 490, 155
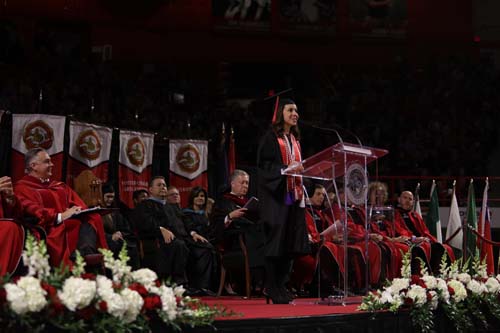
283, 142, 388, 304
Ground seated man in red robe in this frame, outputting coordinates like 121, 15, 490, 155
0, 176, 24, 276
393, 190, 454, 273
14, 148, 108, 268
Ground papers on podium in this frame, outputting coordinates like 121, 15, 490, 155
320, 219, 344, 240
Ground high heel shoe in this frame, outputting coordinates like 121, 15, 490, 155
263, 287, 289, 304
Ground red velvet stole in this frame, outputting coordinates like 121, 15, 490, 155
277, 134, 303, 202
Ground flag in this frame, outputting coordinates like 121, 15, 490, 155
445, 182, 463, 251
169, 139, 208, 206
66, 121, 112, 188
425, 180, 442, 242
414, 183, 422, 216
215, 124, 229, 192
228, 126, 236, 176
11, 114, 66, 182
478, 179, 494, 274
118, 130, 154, 208
465, 179, 478, 259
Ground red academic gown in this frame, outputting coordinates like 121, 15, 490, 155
291, 206, 346, 288
329, 205, 382, 289
364, 207, 410, 280
15, 175, 108, 268
0, 194, 24, 276
393, 208, 455, 267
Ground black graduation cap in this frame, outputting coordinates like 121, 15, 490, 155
263, 88, 294, 123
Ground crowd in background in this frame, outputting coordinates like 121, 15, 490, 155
1, 21, 499, 203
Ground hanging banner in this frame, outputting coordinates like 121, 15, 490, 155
212, 0, 272, 32
11, 114, 66, 182
66, 121, 112, 188
169, 139, 208, 206
118, 130, 154, 208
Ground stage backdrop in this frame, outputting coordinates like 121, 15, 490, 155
118, 130, 154, 208
11, 114, 66, 182
169, 139, 208, 206
66, 120, 112, 188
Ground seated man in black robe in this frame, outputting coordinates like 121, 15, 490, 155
212, 169, 265, 294
135, 176, 216, 295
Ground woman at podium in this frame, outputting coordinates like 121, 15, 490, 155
257, 98, 310, 304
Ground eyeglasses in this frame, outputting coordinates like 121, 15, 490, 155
168, 192, 180, 197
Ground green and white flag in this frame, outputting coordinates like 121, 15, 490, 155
425, 180, 442, 243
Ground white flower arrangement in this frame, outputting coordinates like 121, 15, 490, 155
359, 249, 500, 333
0, 233, 229, 332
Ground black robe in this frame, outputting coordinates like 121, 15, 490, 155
212, 193, 266, 268
256, 130, 310, 258
135, 199, 216, 290
102, 210, 140, 270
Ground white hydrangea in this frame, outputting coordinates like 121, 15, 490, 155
436, 278, 450, 303
485, 277, 500, 294
467, 279, 487, 295
457, 273, 471, 284
406, 285, 427, 307
131, 268, 158, 290
422, 275, 438, 290
96, 275, 114, 298
103, 292, 127, 319
447, 280, 467, 303
121, 288, 144, 323
391, 278, 410, 294
58, 277, 97, 311
4, 276, 47, 315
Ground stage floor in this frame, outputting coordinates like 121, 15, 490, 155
202, 296, 364, 320
189, 295, 410, 333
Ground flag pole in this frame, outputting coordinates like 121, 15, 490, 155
481, 177, 489, 238
479, 177, 489, 256
463, 178, 473, 263
414, 182, 421, 215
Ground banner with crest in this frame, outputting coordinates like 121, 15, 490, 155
118, 130, 154, 208
11, 114, 66, 182
66, 121, 112, 188
169, 139, 208, 206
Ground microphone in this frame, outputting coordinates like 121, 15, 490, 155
300, 120, 363, 147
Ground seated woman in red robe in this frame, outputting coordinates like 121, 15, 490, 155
0, 176, 24, 276
364, 182, 409, 280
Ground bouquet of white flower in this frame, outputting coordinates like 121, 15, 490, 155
359, 248, 500, 333
0, 234, 230, 332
